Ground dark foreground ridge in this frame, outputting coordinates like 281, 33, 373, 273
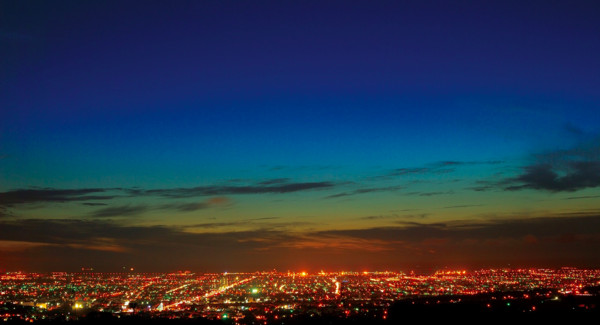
388, 288, 600, 324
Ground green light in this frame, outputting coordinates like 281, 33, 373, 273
222, 314, 228, 319
251, 288, 259, 294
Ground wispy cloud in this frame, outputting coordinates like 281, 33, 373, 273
266, 165, 340, 172
404, 190, 454, 197
441, 204, 483, 209
466, 185, 496, 192
1, 179, 337, 208
134, 181, 336, 198
257, 178, 291, 185
376, 160, 504, 180
159, 196, 231, 212
271, 235, 397, 252
564, 195, 600, 200
358, 213, 430, 220
90, 197, 233, 217
359, 215, 399, 220
324, 185, 403, 199
91, 205, 148, 218
0, 240, 53, 252
186, 217, 312, 232
0, 188, 117, 206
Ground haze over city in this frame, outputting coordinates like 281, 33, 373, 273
1, 0, 600, 273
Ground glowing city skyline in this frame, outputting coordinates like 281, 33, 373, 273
2, 268, 599, 322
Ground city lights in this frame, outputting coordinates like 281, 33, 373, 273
1, 268, 599, 323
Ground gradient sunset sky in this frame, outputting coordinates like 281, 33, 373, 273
1, 0, 600, 272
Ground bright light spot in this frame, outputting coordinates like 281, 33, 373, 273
300, 272, 307, 277
251, 288, 259, 294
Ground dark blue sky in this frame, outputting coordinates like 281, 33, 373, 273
1, 1, 600, 271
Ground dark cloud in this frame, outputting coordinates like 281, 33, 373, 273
160, 202, 209, 212
1, 180, 335, 209
0, 218, 287, 270
159, 197, 231, 212
2, 213, 600, 271
324, 193, 351, 199
185, 217, 291, 230
538, 139, 600, 163
310, 215, 600, 268
359, 215, 391, 220
91, 197, 232, 216
82, 202, 108, 206
387, 167, 454, 177
0, 206, 13, 219
0, 218, 278, 249
565, 195, 600, 200
418, 191, 450, 196
0, 218, 316, 271
472, 138, 600, 193
257, 178, 291, 185
404, 191, 454, 197
249, 217, 280, 221
0, 188, 117, 206
359, 213, 429, 220
319, 214, 600, 245
390, 167, 433, 176
437, 161, 464, 166
381, 160, 504, 180
442, 204, 483, 209
186, 221, 243, 229
402, 214, 430, 219
505, 161, 600, 192
432, 160, 504, 167
91, 205, 148, 218
140, 181, 336, 198
466, 185, 495, 192
324, 185, 403, 199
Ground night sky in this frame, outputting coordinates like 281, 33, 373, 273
1, 0, 600, 272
